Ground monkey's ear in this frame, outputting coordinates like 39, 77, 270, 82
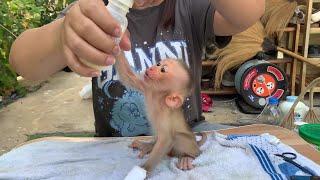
165, 94, 184, 109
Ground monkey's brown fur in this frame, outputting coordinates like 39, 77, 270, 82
115, 52, 206, 172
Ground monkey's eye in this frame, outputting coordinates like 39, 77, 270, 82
156, 62, 161, 66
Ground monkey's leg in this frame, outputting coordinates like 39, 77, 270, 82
130, 139, 155, 158
142, 136, 173, 172
177, 156, 194, 170
172, 133, 200, 170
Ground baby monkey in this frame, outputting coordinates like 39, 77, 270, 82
115, 52, 206, 172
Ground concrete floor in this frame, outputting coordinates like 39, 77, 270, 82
0, 72, 319, 155
0, 72, 94, 155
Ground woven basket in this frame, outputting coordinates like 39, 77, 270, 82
280, 77, 320, 130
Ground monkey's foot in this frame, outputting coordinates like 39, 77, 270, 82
176, 156, 194, 170
130, 140, 154, 158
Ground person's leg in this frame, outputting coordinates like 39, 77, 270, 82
192, 121, 234, 132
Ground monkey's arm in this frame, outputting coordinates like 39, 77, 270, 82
142, 134, 173, 172
115, 52, 146, 92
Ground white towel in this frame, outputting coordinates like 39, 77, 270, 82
213, 133, 320, 179
124, 166, 146, 180
0, 133, 319, 180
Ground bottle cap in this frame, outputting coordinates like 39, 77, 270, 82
120, 0, 134, 8
286, 96, 298, 102
108, 0, 134, 11
268, 97, 279, 105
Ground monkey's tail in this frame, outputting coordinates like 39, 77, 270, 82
195, 132, 207, 147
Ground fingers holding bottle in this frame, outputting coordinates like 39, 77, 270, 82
58, 0, 131, 77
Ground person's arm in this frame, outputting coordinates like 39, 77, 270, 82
9, 0, 131, 81
9, 19, 66, 81
213, 0, 265, 36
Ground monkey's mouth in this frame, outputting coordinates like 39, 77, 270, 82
144, 71, 151, 80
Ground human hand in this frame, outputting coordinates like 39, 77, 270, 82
58, 0, 131, 77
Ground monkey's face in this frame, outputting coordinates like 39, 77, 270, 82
144, 59, 189, 93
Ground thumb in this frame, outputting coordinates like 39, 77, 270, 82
119, 30, 131, 51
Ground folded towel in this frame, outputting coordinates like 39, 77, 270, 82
0, 133, 319, 180
214, 133, 320, 179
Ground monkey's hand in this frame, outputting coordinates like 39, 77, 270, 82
130, 140, 155, 158
115, 52, 146, 93
176, 156, 195, 170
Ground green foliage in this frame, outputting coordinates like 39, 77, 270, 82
0, 0, 74, 97
0, 62, 26, 96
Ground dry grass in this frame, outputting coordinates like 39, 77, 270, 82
214, 22, 266, 89
261, 0, 297, 39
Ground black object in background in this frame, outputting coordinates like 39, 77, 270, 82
236, 95, 262, 114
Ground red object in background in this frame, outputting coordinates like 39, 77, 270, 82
201, 93, 213, 112
251, 74, 276, 97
